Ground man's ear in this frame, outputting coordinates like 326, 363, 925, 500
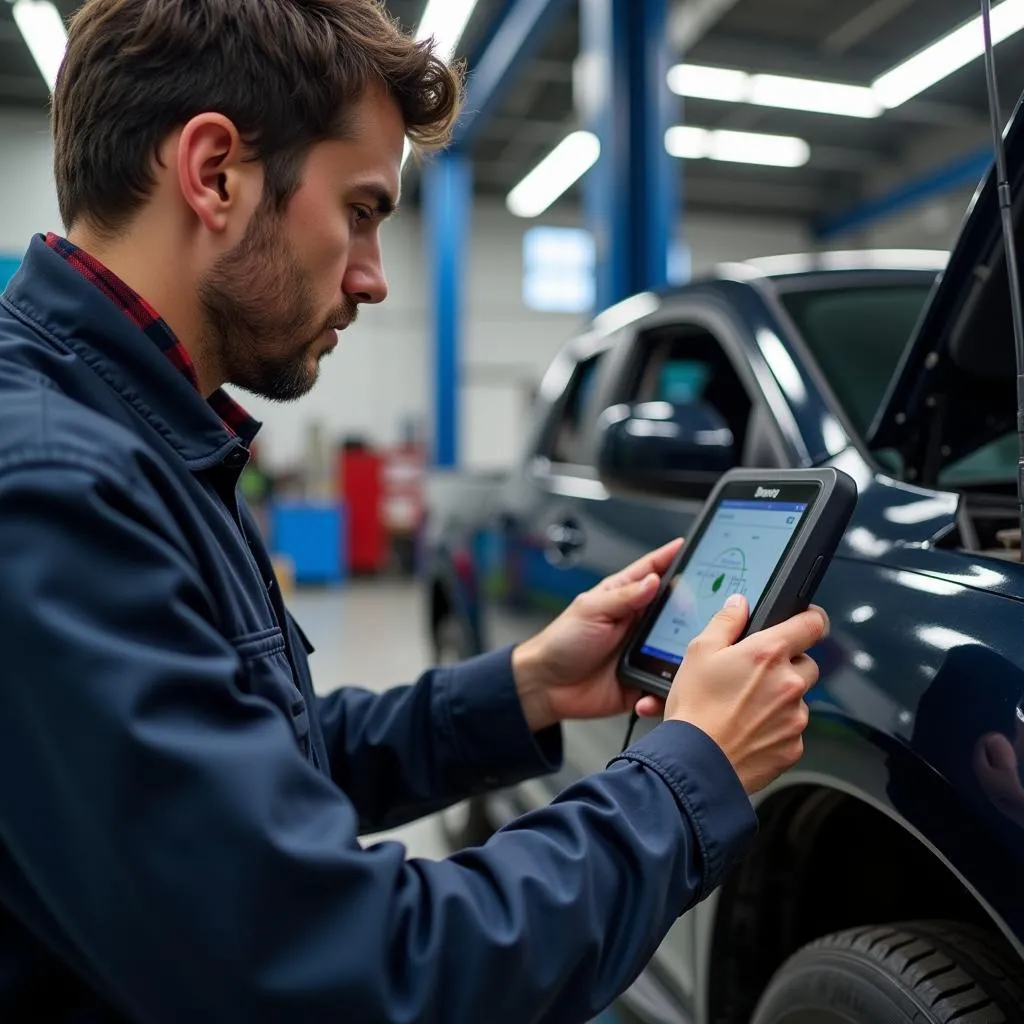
174, 113, 261, 234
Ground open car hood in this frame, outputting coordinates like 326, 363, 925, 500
870, 93, 1024, 485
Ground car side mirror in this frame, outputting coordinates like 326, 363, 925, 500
596, 401, 737, 496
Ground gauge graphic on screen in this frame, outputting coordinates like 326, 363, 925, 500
694, 546, 748, 600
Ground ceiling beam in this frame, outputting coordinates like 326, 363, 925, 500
468, 168, 834, 218
669, 0, 742, 52
519, 57, 574, 82
892, 99, 985, 129
475, 114, 576, 139
806, 144, 882, 173
691, 36, 879, 83
822, 0, 916, 56
682, 175, 836, 217
0, 75, 48, 101
452, 0, 574, 150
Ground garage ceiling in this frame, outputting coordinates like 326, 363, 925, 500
3, 0, 1024, 225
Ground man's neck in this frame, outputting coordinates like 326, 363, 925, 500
65, 223, 220, 396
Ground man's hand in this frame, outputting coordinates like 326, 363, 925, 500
666, 595, 829, 795
511, 539, 684, 733
973, 714, 1024, 829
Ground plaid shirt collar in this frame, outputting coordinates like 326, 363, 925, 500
45, 233, 259, 445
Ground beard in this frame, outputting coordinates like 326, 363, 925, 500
198, 204, 357, 403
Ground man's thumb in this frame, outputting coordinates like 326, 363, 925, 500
699, 593, 749, 650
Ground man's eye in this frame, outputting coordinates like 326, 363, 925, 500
353, 206, 373, 224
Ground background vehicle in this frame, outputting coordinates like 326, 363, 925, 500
421, 112, 1024, 1022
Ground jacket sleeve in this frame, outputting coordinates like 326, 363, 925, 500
314, 650, 563, 833
0, 456, 758, 1024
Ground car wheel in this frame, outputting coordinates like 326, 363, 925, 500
433, 611, 496, 849
751, 920, 1024, 1024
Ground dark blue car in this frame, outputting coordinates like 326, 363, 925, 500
421, 108, 1024, 1024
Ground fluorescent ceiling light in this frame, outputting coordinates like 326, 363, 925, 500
665, 126, 713, 159
872, 0, 1024, 108
414, 0, 479, 57
12, 0, 67, 93
402, 0, 479, 171
668, 63, 882, 118
665, 126, 810, 168
506, 131, 600, 218
750, 75, 882, 118
669, 3, 1024, 118
667, 64, 748, 102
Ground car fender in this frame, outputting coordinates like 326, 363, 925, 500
691, 713, 1024, 1021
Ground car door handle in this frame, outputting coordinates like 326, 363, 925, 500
544, 520, 586, 565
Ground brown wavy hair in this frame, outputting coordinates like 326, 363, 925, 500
52, 0, 464, 232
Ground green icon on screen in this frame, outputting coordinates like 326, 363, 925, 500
712, 574, 725, 593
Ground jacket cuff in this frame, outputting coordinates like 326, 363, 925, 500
609, 721, 757, 898
436, 646, 563, 792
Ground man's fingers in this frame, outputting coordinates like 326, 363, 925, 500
588, 573, 659, 619
635, 695, 665, 718
978, 732, 1019, 775
756, 606, 830, 660
608, 538, 683, 589
692, 593, 749, 652
791, 654, 820, 693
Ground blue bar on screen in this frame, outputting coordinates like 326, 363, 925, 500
720, 500, 808, 513
640, 645, 683, 665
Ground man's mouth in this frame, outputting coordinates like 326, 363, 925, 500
327, 302, 359, 334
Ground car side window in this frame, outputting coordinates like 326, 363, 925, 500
627, 322, 761, 468
545, 352, 604, 467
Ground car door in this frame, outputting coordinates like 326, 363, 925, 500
480, 341, 613, 656
561, 306, 794, 757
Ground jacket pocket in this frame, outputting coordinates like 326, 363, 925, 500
231, 627, 310, 750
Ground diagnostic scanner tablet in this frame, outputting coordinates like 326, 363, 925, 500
618, 468, 857, 698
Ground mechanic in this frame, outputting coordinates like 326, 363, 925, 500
0, 2, 828, 1021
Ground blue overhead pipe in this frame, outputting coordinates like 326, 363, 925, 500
815, 146, 994, 241
451, 0, 574, 151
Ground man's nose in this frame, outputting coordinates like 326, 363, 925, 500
344, 259, 388, 306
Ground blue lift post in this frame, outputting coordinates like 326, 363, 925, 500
424, 0, 572, 469
422, 153, 472, 469
581, 0, 678, 312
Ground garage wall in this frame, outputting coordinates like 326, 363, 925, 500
0, 111, 63, 252
824, 122, 991, 254
0, 110, 811, 471
847, 189, 977, 252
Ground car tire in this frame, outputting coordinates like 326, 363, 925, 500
433, 611, 496, 850
751, 920, 1024, 1024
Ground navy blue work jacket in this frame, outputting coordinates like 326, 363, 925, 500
0, 236, 757, 1023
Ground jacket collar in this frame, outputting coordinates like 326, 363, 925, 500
3, 235, 261, 469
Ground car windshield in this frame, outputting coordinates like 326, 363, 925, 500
780, 280, 1021, 487
778, 282, 933, 439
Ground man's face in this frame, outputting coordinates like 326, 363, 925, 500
198, 86, 402, 402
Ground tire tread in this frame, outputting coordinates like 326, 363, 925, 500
807, 921, 1024, 1023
